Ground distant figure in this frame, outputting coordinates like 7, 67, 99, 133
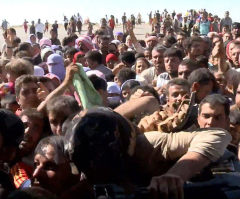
50, 28, 61, 45
131, 14, 136, 28
70, 16, 76, 33
52, 20, 58, 34
109, 15, 115, 30
64, 16, 68, 31
76, 13, 83, 34
44, 20, 49, 33
1, 19, 8, 31
137, 13, 142, 24
30, 21, 35, 35
220, 11, 232, 31
23, 19, 28, 33
148, 11, 152, 24
35, 19, 44, 41
122, 12, 127, 33
156, 10, 161, 23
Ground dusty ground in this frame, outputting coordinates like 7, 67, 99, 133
0, 23, 152, 46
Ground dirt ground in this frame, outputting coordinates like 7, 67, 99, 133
0, 23, 152, 46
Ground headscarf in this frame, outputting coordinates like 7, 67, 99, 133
75, 36, 94, 51
39, 38, 52, 49
73, 51, 85, 64
34, 65, 45, 76
106, 53, 118, 63
47, 54, 65, 81
27, 34, 36, 44
41, 47, 54, 61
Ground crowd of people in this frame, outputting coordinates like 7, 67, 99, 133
0, 7, 240, 199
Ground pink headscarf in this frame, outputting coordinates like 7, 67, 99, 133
39, 38, 52, 48
75, 36, 94, 51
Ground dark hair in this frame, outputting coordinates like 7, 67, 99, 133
85, 51, 103, 64
199, 94, 230, 117
188, 68, 217, 91
229, 110, 240, 125
20, 108, 44, 121
65, 47, 78, 58
135, 52, 145, 59
120, 51, 136, 66
152, 45, 167, 53
117, 68, 136, 85
0, 109, 24, 147
163, 36, 177, 47
183, 36, 203, 52
195, 55, 209, 68
88, 74, 107, 91
163, 47, 183, 60
46, 96, 80, 116
34, 136, 66, 164
62, 36, 74, 46
9, 28, 16, 35
180, 59, 198, 70
165, 78, 190, 96
121, 79, 140, 91
18, 42, 32, 52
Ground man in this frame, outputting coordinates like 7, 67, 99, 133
197, 12, 210, 36
157, 48, 183, 88
140, 45, 166, 86
122, 12, 127, 33
35, 19, 44, 41
231, 22, 240, 40
33, 136, 80, 196
50, 28, 61, 45
99, 18, 114, 40
52, 20, 58, 34
15, 75, 41, 112
85, 50, 113, 77
29, 21, 35, 35
184, 36, 204, 60
178, 59, 197, 80
0, 109, 25, 198
65, 107, 231, 199
198, 94, 230, 130
188, 68, 217, 104
220, 11, 232, 31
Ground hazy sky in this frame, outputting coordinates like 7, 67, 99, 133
1, 0, 240, 25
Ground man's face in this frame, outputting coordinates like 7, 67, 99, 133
147, 40, 158, 49
231, 46, 240, 65
164, 56, 181, 78
20, 115, 44, 155
232, 27, 240, 36
33, 145, 72, 194
198, 103, 229, 129
99, 38, 109, 53
167, 84, 190, 112
17, 82, 40, 109
177, 35, 185, 46
178, 64, 191, 79
152, 50, 164, 72
190, 41, 202, 57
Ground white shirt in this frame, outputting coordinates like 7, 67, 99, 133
35, 23, 45, 33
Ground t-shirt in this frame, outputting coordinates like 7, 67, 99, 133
95, 64, 113, 77
139, 67, 157, 86
134, 128, 231, 176
35, 23, 45, 33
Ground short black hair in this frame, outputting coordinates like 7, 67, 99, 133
199, 94, 230, 117
117, 68, 136, 85
88, 74, 107, 91
188, 68, 217, 91
120, 51, 136, 66
180, 59, 198, 71
165, 78, 190, 96
183, 37, 203, 53
85, 51, 103, 65
229, 110, 240, 125
163, 47, 183, 60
